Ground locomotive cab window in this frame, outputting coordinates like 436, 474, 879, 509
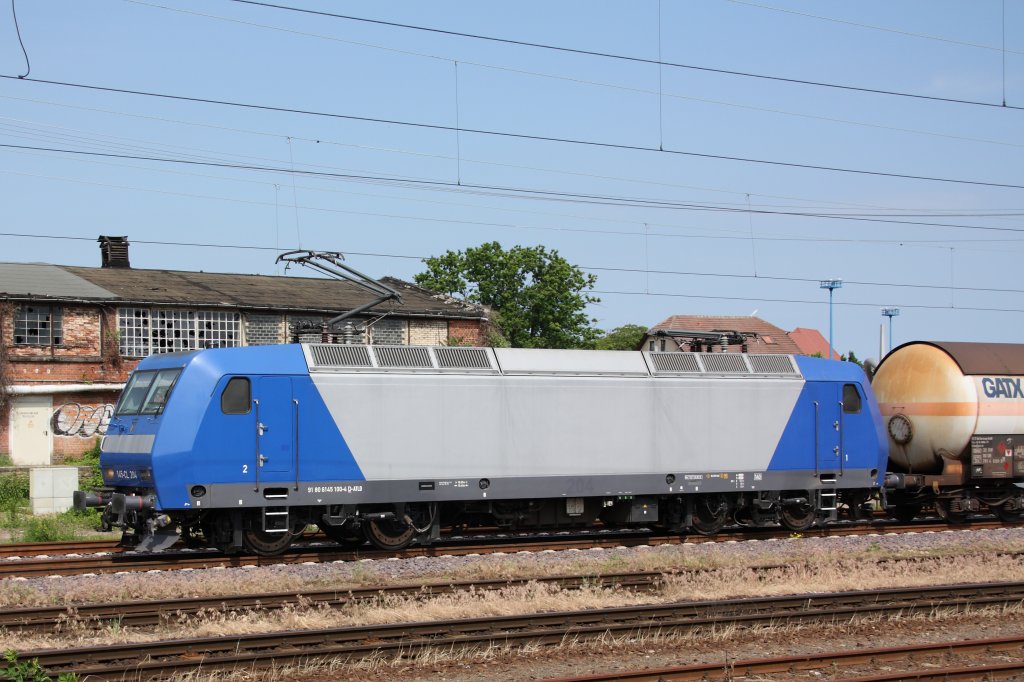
140, 369, 182, 415
115, 371, 156, 416
221, 377, 251, 414
842, 384, 862, 413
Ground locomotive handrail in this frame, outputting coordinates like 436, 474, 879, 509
253, 399, 260, 493
838, 400, 845, 478
293, 399, 299, 492
813, 400, 819, 476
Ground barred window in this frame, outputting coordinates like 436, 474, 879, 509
197, 311, 240, 349
152, 309, 196, 353
118, 307, 151, 357
14, 305, 62, 346
119, 307, 242, 356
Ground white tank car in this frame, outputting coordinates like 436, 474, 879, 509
874, 341, 1024, 477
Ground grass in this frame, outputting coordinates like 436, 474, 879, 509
4, 545, 1024, 653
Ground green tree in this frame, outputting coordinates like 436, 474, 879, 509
415, 242, 599, 349
593, 324, 649, 351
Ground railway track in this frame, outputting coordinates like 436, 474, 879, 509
25, 580, 1024, 680
13, 549, 1018, 633
542, 636, 1024, 680
0, 518, 1015, 579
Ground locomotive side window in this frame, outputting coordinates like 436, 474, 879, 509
115, 370, 157, 415
842, 384, 862, 413
221, 377, 251, 414
140, 369, 182, 415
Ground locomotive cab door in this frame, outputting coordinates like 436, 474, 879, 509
806, 382, 842, 474
254, 376, 295, 476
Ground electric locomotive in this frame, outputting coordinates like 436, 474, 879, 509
76, 343, 887, 554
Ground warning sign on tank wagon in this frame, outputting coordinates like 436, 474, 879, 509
971, 435, 1024, 479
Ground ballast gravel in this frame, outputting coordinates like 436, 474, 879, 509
3, 525, 1024, 607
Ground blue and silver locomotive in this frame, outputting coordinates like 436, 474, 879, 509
76, 343, 887, 554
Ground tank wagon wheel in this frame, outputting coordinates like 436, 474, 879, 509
363, 518, 416, 550
691, 494, 732, 535
886, 503, 922, 523
779, 492, 816, 532
995, 505, 1024, 523
842, 491, 872, 521
934, 499, 967, 524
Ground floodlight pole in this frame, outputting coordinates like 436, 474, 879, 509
881, 307, 900, 354
820, 279, 843, 360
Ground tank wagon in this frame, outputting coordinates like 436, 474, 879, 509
75, 343, 885, 554
874, 341, 1024, 522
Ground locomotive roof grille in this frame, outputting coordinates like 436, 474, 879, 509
700, 353, 750, 374
304, 344, 800, 378
309, 344, 372, 367
748, 354, 798, 374
435, 346, 494, 369
648, 351, 800, 377
649, 353, 701, 373
374, 345, 433, 368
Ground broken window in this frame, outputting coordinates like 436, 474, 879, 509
13, 305, 62, 346
119, 307, 241, 356
196, 311, 240, 349
152, 309, 196, 353
118, 307, 151, 357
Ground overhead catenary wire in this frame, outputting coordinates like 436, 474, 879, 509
9, 0, 30, 78
5, 141, 1024, 239
722, 0, 1023, 55
5, 142, 1024, 236
126, 0, 1024, 151
6, 91, 1023, 217
7, 163, 1024, 253
0, 79, 1022, 192
227, 0, 1024, 111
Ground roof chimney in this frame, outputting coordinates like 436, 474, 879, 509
98, 235, 131, 268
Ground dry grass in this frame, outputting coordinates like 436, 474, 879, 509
5, 550, 1023, 653
161, 603, 1024, 681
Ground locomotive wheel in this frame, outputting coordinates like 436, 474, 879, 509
242, 526, 296, 556
779, 495, 816, 532
887, 503, 922, 523
934, 499, 967, 524
363, 518, 416, 550
691, 494, 731, 535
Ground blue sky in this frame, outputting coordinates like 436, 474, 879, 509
1, 0, 1021, 361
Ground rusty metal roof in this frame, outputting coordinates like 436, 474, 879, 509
882, 341, 1024, 376
0, 264, 486, 320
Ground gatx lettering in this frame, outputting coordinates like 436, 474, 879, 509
982, 377, 1024, 399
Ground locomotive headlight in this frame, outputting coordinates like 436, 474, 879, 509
139, 468, 153, 482
103, 467, 115, 482
888, 414, 913, 445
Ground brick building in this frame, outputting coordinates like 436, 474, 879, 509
0, 239, 488, 465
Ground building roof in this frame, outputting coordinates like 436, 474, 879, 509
0, 263, 486, 320
647, 315, 803, 354
0, 263, 117, 300
788, 327, 840, 360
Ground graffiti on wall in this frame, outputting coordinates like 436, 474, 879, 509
52, 402, 114, 437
